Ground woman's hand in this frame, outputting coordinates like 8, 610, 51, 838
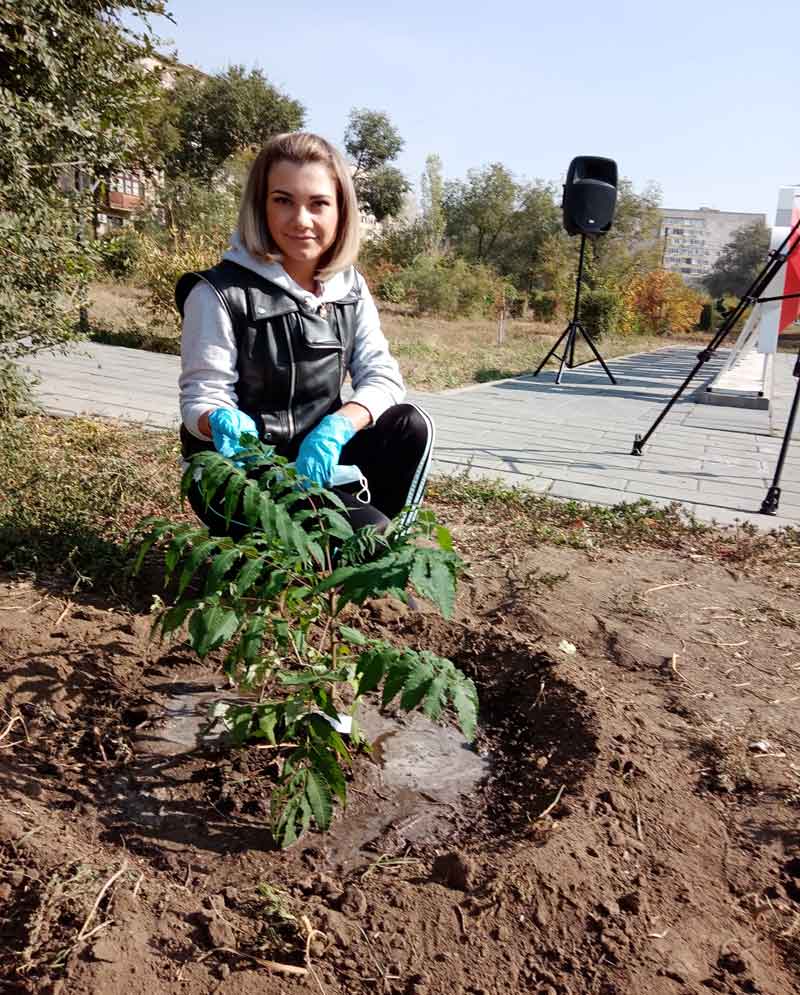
296, 413, 358, 486
208, 408, 259, 458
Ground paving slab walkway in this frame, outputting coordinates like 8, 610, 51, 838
17, 342, 800, 530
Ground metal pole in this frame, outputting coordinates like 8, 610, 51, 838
760, 349, 800, 515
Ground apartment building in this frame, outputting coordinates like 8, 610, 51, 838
659, 207, 766, 284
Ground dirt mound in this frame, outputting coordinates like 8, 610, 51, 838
2, 538, 800, 994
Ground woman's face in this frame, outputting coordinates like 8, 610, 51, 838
266, 159, 340, 275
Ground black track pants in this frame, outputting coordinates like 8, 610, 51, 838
187, 403, 434, 539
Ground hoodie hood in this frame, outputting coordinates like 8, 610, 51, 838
222, 231, 355, 304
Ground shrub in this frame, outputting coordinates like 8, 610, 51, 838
581, 287, 623, 338
359, 220, 429, 270
0, 363, 37, 421
529, 291, 558, 322
137, 229, 228, 328
95, 229, 142, 280
376, 272, 408, 305
625, 269, 705, 336
394, 255, 507, 318
698, 302, 713, 331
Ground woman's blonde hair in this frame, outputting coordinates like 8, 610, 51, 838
238, 132, 360, 281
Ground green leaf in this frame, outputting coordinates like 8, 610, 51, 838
234, 554, 267, 594
399, 658, 434, 710
356, 645, 393, 695
177, 538, 221, 597
255, 704, 281, 744
410, 550, 457, 618
164, 526, 206, 578
204, 547, 241, 594
159, 600, 197, 637
307, 539, 327, 568
422, 671, 450, 721
316, 553, 413, 607
305, 769, 333, 830
338, 624, 367, 646
382, 653, 414, 707
242, 481, 265, 526
319, 507, 354, 540
130, 519, 173, 575
197, 458, 236, 509
436, 525, 454, 551
221, 472, 247, 527
187, 604, 239, 657
451, 677, 479, 742
310, 746, 348, 806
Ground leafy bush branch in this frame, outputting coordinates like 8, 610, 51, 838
133, 439, 477, 847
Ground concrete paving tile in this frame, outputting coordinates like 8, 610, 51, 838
691, 504, 795, 530
548, 481, 631, 505
697, 479, 772, 500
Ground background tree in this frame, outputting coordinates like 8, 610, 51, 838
704, 220, 771, 298
587, 179, 662, 288
443, 163, 519, 264
344, 108, 409, 222
0, 0, 168, 360
420, 154, 445, 254
165, 65, 305, 181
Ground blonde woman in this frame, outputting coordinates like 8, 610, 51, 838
177, 132, 433, 537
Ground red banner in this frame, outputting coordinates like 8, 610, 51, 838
780, 199, 800, 332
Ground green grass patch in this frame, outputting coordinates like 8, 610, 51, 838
427, 472, 800, 561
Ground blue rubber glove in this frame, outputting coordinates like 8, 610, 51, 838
295, 414, 356, 487
208, 408, 259, 459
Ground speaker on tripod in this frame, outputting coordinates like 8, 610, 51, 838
534, 155, 619, 384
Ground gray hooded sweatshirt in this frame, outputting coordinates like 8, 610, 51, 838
179, 232, 406, 440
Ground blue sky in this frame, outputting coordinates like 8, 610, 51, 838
140, 0, 798, 222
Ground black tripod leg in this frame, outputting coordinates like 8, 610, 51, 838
534, 323, 571, 377
555, 327, 575, 385
567, 327, 576, 369
575, 322, 617, 385
631, 349, 712, 454
761, 352, 800, 515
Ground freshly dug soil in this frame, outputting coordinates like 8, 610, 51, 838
2, 530, 799, 995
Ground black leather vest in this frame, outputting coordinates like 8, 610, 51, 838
175, 260, 361, 458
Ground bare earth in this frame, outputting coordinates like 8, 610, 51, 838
2, 514, 799, 995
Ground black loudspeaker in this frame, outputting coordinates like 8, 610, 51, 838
562, 156, 618, 235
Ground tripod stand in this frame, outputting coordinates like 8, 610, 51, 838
761, 345, 800, 514
533, 233, 617, 385
630, 215, 800, 457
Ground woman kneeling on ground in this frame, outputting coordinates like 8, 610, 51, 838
177, 131, 433, 538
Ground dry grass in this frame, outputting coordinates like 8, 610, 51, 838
380, 307, 708, 391
88, 280, 709, 391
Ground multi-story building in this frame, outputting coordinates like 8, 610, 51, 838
659, 207, 766, 285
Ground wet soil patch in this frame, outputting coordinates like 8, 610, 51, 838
91, 616, 596, 868
375, 614, 600, 843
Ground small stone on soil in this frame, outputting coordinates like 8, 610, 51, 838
206, 917, 236, 948
339, 885, 368, 917
431, 851, 476, 891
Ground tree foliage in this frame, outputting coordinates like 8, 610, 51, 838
356, 164, 409, 223
704, 220, 771, 299
164, 65, 305, 181
624, 269, 704, 335
345, 108, 404, 175
1, 0, 168, 353
344, 107, 409, 222
420, 153, 445, 253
